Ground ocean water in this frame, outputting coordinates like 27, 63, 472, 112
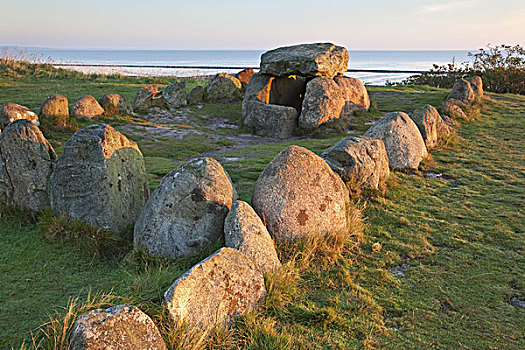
4, 48, 472, 85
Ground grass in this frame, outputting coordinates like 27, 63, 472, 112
0, 62, 524, 349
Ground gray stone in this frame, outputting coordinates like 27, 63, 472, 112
467, 76, 483, 97
69, 305, 166, 350
133, 85, 165, 113
322, 136, 389, 190
0, 103, 39, 131
134, 157, 236, 258
244, 73, 273, 103
71, 95, 105, 120
99, 94, 133, 115
333, 76, 370, 115
164, 82, 187, 109
252, 145, 349, 242
164, 247, 266, 329
447, 79, 475, 105
260, 43, 349, 78
364, 112, 428, 169
206, 73, 242, 102
187, 86, 205, 105
242, 100, 298, 139
49, 124, 149, 234
39, 94, 69, 126
441, 114, 455, 127
0, 120, 56, 211
410, 104, 451, 149
225, 200, 281, 273
441, 101, 468, 120
298, 77, 345, 129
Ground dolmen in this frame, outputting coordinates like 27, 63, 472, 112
242, 42, 370, 138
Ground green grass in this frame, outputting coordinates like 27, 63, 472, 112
0, 65, 523, 349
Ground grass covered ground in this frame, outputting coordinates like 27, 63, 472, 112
0, 65, 523, 349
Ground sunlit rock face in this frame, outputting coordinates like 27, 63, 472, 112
71, 95, 105, 120
99, 94, 133, 115
39, 94, 69, 126
410, 104, 452, 149
0, 102, 39, 131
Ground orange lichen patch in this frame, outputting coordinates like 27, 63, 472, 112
297, 209, 309, 226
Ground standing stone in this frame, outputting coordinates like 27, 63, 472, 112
39, 94, 69, 126
447, 79, 475, 105
441, 101, 468, 120
410, 104, 450, 149
242, 100, 298, 139
334, 76, 370, 115
0, 103, 39, 131
206, 73, 243, 102
49, 124, 149, 234
134, 157, 236, 258
99, 94, 133, 115
164, 247, 266, 329
235, 68, 254, 88
467, 76, 483, 97
164, 82, 187, 109
0, 120, 56, 211
299, 77, 345, 129
364, 112, 428, 169
322, 136, 389, 190
243, 73, 273, 103
69, 305, 166, 350
225, 200, 281, 273
187, 86, 205, 105
252, 145, 349, 242
71, 95, 105, 120
260, 43, 349, 78
133, 85, 165, 113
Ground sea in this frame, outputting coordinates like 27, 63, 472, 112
3, 48, 473, 85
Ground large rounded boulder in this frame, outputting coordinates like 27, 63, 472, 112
49, 124, 149, 234
71, 95, 105, 120
134, 157, 236, 258
0, 120, 56, 211
447, 78, 475, 105
99, 94, 133, 115
364, 112, 428, 169
133, 85, 165, 113
0, 103, 39, 131
206, 73, 242, 102
467, 76, 483, 97
298, 77, 345, 129
334, 76, 370, 115
252, 145, 349, 242
410, 104, 451, 149
164, 82, 187, 109
39, 94, 69, 126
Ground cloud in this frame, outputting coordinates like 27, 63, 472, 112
419, 1, 476, 14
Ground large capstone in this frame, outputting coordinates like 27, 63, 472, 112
298, 77, 346, 129
39, 94, 69, 126
225, 200, 281, 273
242, 100, 298, 139
252, 145, 349, 242
322, 136, 389, 190
0, 103, 39, 131
364, 112, 428, 169
134, 157, 236, 258
69, 305, 167, 350
164, 82, 187, 109
71, 95, 105, 120
164, 247, 266, 329
0, 120, 56, 211
447, 79, 475, 105
133, 85, 165, 113
49, 124, 149, 234
410, 104, 451, 149
99, 94, 133, 115
206, 73, 243, 102
260, 43, 349, 78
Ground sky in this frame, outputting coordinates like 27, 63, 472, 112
0, 0, 524, 51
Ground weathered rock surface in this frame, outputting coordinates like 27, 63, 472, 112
364, 112, 428, 169
71, 95, 105, 120
260, 43, 349, 78
0, 103, 39, 130
187, 86, 205, 105
441, 114, 455, 127
0, 120, 56, 211
99, 94, 133, 115
467, 76, 483, 97
235, 68, 254, 88
442, 101, 468, 119
164, 82, 187, 109
242, 100, 298, 139
447, 79, 475, 105
134, 157, 236, 258
322, 136, 389, 190
49, 124, 148, 233
252, 145, 349, 241
206, 73, 242, 102
39, 94, 69, 126
244, 73, 273, 103
334, 76, 370, 115
299, 77, 345, 129
225, 200, 281, 273
410, 104, 451, 149
69, 305, 166, 350
133, 85, 165, 113
164, 247, 266, 329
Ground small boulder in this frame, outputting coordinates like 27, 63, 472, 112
441, 101, 468, 119
206, 73, 242, 102
364, 112, 428, 169
69, 305, 166, 350
164, 82, 187, 109
252, 145, 349, 242
467, 76, 483, 97
0, 103, 39, 130
322, 136, 389, 190
447, 79, 475, 105
98, 94, 133, 115
298, 77, 345, 129
410, 104, 451, 149
39, 94, 69, 126
441, 114, 455, 127
225, 200, 281, 273
164, 247, 266, 329
260, 43, 349, 78
334, 76, 370, 115
49, 124, 149, 234
134, 157, 236, 258
235, 68, 254, 88
133, 85, 165, 113
242, 100, 298, 139
186, 86, 205, 105
71, 95, 105, 120
0, 120, 56, 211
